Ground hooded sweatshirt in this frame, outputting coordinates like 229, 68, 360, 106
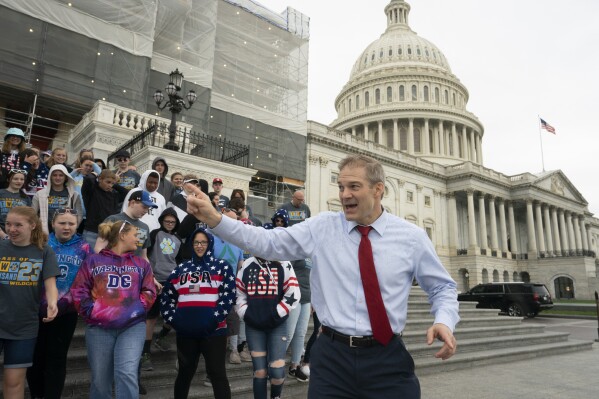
41, 232, 92, 317
152, 157, 177, 204
121, 169, 166, 232
236, 256, 299, 330
148, 207, 182, 282
160, 228, 235, 338
262, 208, 290, 230
32, 164, 83, 234
71, 248, 156, 329
81, 174, 129, 233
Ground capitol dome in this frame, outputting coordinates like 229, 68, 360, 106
331, 0, 484, 166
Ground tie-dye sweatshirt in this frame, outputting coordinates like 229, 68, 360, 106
71, 248, 156, 329
160, 227, 235, 338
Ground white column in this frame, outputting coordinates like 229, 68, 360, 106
437, 120, 443, 155
448, 192, 459, 254
408, 118, 414, 155
423, 118, 430, 155
476, 133, 483, 165
534, 202, 546, 256
586, 225, 593, 256
377, 120, 383, 145
392, 119, 399, 150
461, 126, 468, 160
451, 123, 459, 158
558, 209, 569, 254
543, 205, 554, 256
573, 215, 582, 255
478, 194, 488, 253
551, 207, 562, 256
498, 199, 508, 254
580, 217, 589, 253
526, 199, 538, 257
363, 123, 369, 141
566, 212, 576, 254
508, 201, 518, 255
444, 127, 450, 156
466, 190, 478, 251
352, 126, 356, 136
488, 196, 499, 254
469, 130, 476, 162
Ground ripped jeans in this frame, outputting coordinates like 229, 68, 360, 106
245, 321, 288, 399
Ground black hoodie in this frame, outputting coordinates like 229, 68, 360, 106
152, 157, 176, 204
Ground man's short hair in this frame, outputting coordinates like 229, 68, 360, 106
338, 154, 385, 187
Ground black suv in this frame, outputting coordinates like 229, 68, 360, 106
458, 282, 553, 317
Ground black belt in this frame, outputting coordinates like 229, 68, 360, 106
321, 326, 401, 348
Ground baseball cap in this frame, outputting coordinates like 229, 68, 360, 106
5, 127, 25, 139
129, 190, 158, 208
213, 177, 223, 184
114, 149, 131, 159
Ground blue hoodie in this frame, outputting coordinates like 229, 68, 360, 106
262, 208, 290, 230
41, 233, 92, 317
160, 228, 236, 338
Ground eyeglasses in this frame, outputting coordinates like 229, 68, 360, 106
55, 208, 78, 216
117, 157, 129, 162
8, 169, 27, 175
192, 240, 209, 247
118, 220, 132, 234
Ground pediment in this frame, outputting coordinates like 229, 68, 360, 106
533, 170, 587, 204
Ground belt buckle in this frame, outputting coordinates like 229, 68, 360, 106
349, 335, 363, 348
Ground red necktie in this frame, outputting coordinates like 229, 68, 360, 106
357, 225, 393, 345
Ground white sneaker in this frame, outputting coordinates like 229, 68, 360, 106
240, 346, 252, 362
300, 365, 310, 377
229, 350, 241, 364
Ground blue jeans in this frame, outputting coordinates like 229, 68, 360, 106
85, 322, 145, 399
286, 303, 311, 365
245, 321, 288, 399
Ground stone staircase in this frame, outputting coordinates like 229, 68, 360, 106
1, 287, 592, 398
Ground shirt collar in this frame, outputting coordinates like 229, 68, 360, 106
346, 209, 388, 236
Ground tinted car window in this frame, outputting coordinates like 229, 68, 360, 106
506, 285, 532, 294
485, 285, 503, 294
532, 285, 550, 295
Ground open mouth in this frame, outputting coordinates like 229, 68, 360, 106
344, 204, 358, 211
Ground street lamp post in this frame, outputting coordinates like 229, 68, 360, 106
153, 69, 197, 151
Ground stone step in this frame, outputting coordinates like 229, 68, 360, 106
406, 307, 500, 319
404, 316, 521, 331
414, 339, 594, 376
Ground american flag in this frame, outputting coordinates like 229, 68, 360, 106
540, 118, 556, 134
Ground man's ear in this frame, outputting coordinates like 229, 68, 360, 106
374, 181, 385, 198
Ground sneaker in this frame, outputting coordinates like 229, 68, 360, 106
294, 366, 309, 382
300, 365, 310, 377
229, 350, 241, 364
139, 382, 147, 395
288, 366, 297, 378
141, 353, 154, 371
154, 336, 171, 352
203, 376, 212, 387
240, 346, 252, 362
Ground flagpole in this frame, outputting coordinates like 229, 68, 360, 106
538, 115, 545, 172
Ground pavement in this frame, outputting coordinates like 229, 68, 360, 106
418, 342, 599, 399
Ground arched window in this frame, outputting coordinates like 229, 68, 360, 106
411, 85, 417, 101
398, 46, 403, 55
365, 91, 370, 107
423, 86, 429, 102
375, 89, 380, 104
444, 90, 449, 104
452, 92, 456, 105
379, 49, 383, 58
407, 47, 412, 55
416, 47, 421, 56
364, 56, 367, 65
399, 85, 405, 101
435, 87, 440, 103
414, 128, 421, 152
387, 86, 392, 102
348, 98, 352, 111
425, 48, 429, 57
371, 52, 375, 61
356, 95, 360, 110
400, 128, 408, 151
388, 47, 392, 56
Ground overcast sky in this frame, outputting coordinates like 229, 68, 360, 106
257, 0, 599, 215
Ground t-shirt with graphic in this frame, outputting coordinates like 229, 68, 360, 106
0, 189, 31, 230
47, 188, 69, 230
280, 202, 311, 226
212, 235, 243, 276
115, 169, 141, 191
148, 230, 181, 281
0, 241, 60, 340
104, 212, 151, 258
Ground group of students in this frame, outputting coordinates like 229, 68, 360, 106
0, 127, 316, 399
